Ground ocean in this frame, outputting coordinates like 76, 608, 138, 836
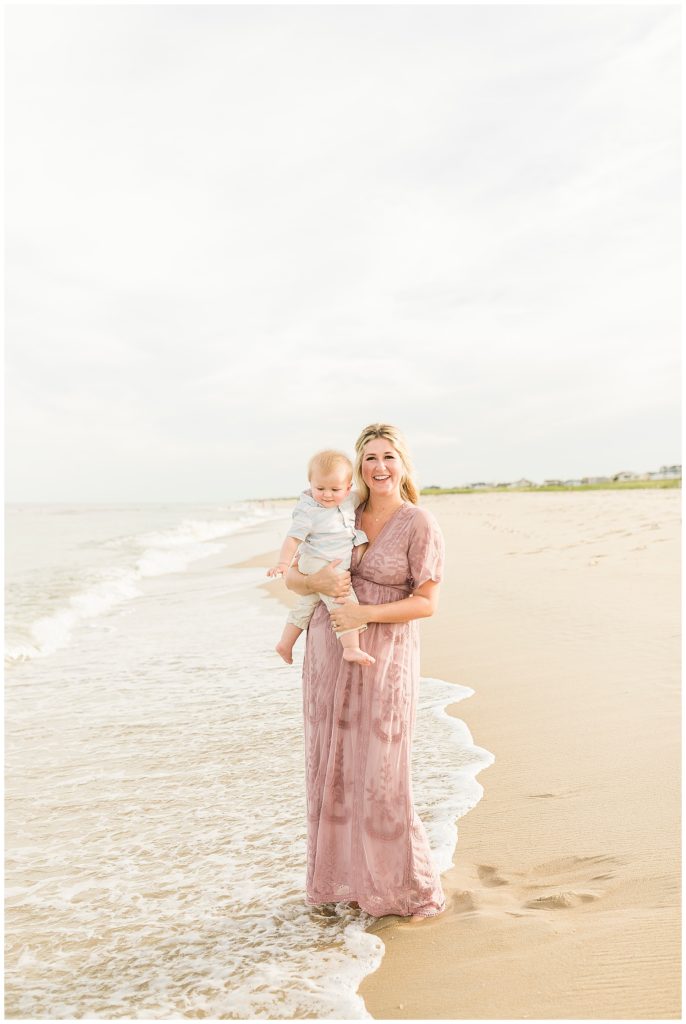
5, 502, 492, 1019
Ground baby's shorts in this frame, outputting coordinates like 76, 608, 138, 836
287, 552, 366, 637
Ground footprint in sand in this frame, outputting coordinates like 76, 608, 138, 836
528, 787, 582, 799
520, 854, 621, 910
451, 889, 481, 913
455, 853, 622, 918
476, 864, 509, 887
524, 890, 597, 909
522, 856, 622, 913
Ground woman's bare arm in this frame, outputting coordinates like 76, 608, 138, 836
284, 557, 352, 599
329, 579, 440, 631
367, 579, 440, 622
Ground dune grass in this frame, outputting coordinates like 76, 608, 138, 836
420, 479, 680, 495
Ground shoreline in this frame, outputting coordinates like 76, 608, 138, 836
240, 491, 681, 1019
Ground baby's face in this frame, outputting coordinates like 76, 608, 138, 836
310, 468, 353, 508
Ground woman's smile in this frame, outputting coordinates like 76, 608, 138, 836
361, 439, 403, 496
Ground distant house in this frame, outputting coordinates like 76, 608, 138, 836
444, 467, 679, 493
654, 465, 682, 479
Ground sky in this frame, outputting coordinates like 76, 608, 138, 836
5, 3, 681, 502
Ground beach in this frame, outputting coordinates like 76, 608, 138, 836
260, 489, 681, 1019
5, 489, 680, 1019
7, 501, 482, 1019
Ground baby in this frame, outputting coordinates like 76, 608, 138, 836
267, 449, 375, 667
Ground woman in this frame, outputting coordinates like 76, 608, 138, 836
285, 423, 446, 920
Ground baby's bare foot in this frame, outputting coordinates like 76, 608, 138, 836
342, 648, 375, 666
275, 643, 293, 664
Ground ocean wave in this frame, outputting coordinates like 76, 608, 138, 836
6, 506, 290, 664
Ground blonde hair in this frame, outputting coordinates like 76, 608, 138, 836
307, 449, 353, 481
353, 423, 420, 505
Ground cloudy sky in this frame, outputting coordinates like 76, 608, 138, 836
5, 3, 680, 502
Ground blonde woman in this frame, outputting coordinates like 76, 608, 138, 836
285, 423, 446, 920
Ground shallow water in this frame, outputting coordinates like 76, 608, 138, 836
5, 503, 492, 1019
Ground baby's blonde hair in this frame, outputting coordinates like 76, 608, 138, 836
307, 449, 354, 481
353, 423, 420, 504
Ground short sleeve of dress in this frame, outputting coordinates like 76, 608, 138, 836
407, 508, 445, 590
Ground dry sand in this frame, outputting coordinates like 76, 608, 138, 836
249, 490, 681, 1020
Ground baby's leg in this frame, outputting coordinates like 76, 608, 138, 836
319, 581, 367, 635
279, 589, 319, 664
276, 623, 303, 665
339, 629, 375, 667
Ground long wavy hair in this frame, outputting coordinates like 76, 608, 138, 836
353, 423, 420, 505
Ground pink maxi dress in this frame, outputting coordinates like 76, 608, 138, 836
301, 501, 447, 918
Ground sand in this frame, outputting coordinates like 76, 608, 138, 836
248, 490, 681, 1020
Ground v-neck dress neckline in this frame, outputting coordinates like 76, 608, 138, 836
355, 501, 408, 565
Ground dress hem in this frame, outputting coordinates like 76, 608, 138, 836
305, 892, 446, 919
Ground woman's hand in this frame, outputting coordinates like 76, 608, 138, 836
306, 559, 352, 599
330, 600, 369, 633
284, 557, 352, 598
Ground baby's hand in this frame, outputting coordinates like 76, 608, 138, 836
266, 562, 288, 578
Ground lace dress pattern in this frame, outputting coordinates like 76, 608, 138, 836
301, 502, 446, 918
